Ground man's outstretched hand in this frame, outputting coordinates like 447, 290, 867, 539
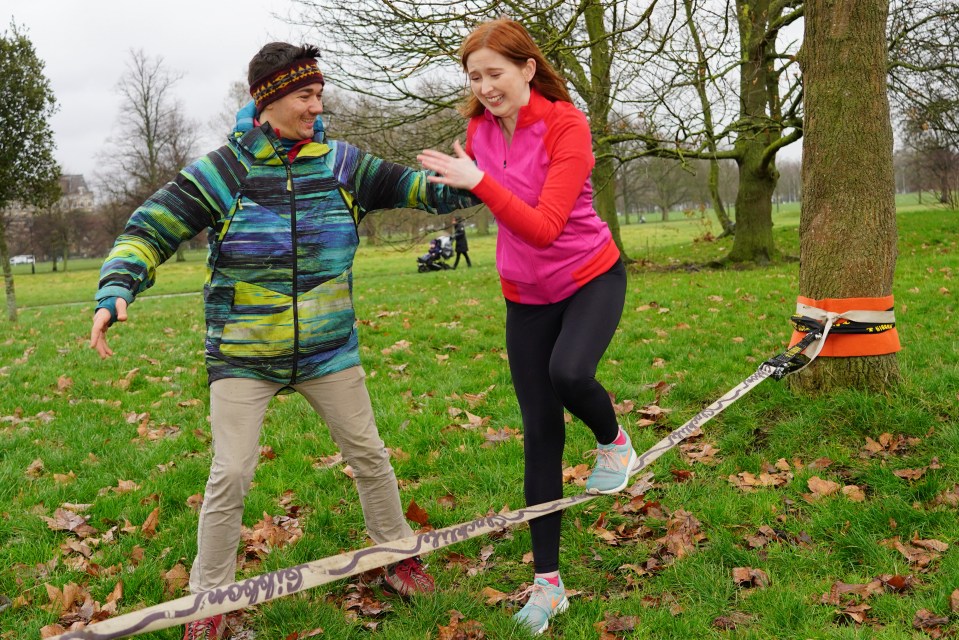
90, 297, 128, 359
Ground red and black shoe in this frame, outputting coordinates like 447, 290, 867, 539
183, 614, 224, 639
383, 556, 435, 596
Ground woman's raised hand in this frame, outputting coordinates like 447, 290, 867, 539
418, 140, 484, 190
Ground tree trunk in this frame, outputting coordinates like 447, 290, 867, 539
728, 0, 780, 264
175, 245, 186, 262
708, 157, 735, 236
363, 215, 382, 247
791, 0, 900, 392
592, 141, 626, 258
583, 0, 629, 261
0, 218, 17, 323
619, 164, 631, 225
728, 149, 777, 263
475, 206, 490, 235
683, 0, 734, 238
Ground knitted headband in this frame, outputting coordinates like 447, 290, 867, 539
250, 58, 325, 112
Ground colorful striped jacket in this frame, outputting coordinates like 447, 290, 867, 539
96, 111, 477, 385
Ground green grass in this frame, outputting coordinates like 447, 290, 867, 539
1, 203, 957, 639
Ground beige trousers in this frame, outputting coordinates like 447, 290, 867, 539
189, 366, 413, 592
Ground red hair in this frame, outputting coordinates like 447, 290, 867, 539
459, 18, 572, 118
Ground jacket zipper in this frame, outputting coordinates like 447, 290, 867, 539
207, 196, 240, 294
501, 131, 509, 176
287, 163, 300, 385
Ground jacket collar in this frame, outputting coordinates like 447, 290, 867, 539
231, 99, 329, 164
482, 87, 553, 130
234, 120, 330, 165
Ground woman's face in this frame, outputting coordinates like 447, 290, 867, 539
465, 47, 535, 123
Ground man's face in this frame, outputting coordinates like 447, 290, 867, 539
260, 83, 324, 140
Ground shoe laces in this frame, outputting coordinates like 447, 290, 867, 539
185, 617, 218, 640
522, 581, 562, 611
588, 446, 620, 471
393, 557, 431, 588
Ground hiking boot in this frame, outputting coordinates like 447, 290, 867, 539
585, 428, 637, 494
383, 556, 435, 596
513, 577, 569, 635
183, 614, 224, 640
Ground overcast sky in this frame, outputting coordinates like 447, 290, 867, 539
7, 0, 314, 181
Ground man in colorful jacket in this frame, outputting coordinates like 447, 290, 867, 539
89, 42, 477, 640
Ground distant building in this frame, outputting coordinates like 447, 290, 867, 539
59, 174, 95, 210
4, 174, 93, 217
3, 174, 96, 260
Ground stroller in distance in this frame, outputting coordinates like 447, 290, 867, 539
417, 235, 453, 272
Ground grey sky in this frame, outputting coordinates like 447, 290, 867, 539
7, 0, 311, 181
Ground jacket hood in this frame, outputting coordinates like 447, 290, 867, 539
232, 99, 326, 142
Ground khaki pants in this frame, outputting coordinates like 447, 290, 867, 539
189, 366, 413, 592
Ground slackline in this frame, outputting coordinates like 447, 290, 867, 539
52, 320, 828, 639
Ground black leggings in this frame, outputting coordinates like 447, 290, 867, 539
505, 260, 626, 573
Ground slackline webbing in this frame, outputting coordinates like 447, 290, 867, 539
52, 321, 830, 640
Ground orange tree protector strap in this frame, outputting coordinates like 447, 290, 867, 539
790, 295, 900, 357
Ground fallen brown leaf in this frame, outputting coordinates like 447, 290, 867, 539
841, 485, 866, 502
807, 476, 841, 498
140, 507, 160, 538
25, 458, 45, 478
480, 587, 508, 605
712, 611, 753, 630
42, 509, 98, 539
563, 463, 591, 486
437, 610, 485, 640
834, 602, 872, 625
913, 608, 949, 630
405, 499, 430, 527
163, 564, 189, 596
732, 567, 770, 589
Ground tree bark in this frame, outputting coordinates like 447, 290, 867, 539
791, 0, 900, 392
583, 0, 628, 261
728, 0, 781, 263
593, 140, 626, 258
708, 157, 735, 237
362, 215, 382, 247
729, 146, 777, 263
684, 0, 735, 237
475, 206, 490, 236
0, 216, 17, 323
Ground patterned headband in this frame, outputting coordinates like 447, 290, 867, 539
250, 59, 325, 112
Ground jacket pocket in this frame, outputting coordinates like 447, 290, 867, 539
219, 281, 295, 359
296, 270, 355, 355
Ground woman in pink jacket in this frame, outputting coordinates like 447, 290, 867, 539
419, 18, 635, 635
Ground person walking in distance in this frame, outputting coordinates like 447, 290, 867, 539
452, 215, 472, 268
418, 18, 635, 636
90, 41, 477, 640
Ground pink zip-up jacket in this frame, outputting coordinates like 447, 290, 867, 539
466, 88, 620, 304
